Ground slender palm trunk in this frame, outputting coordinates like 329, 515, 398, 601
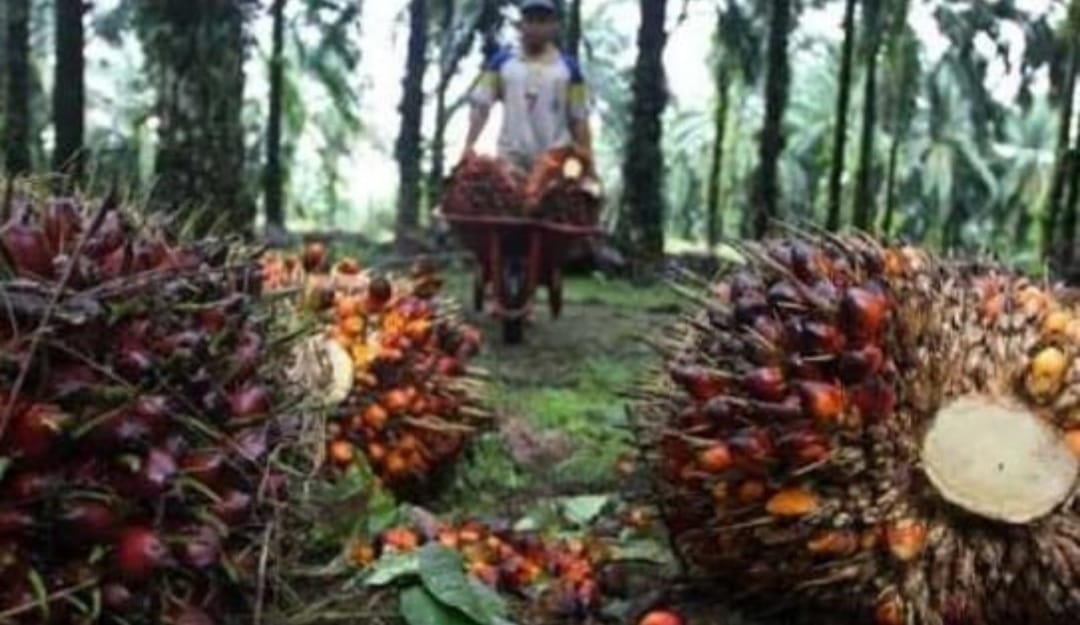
395, 0, 429, 249
853, 0, 882, 231
0, 4, 7, 135
706, 66, 729, 249
1061, 146, 1080, 268
4, 0, 30, 176
426, 0, 456, 214
53, 0, 85, 183
264, 0, 287, 231
1045, 38, 1078, 259
566, 0, 583, 59
881, 129, 901, 235
825, 0, 858, 231
618, 0, 668, 265
752, 0, 791, 238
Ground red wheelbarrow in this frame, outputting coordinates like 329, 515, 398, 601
443, 213, 601, 344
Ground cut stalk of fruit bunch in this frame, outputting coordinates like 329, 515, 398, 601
633, 232, 1080, 625
522, 146, 603, 225
0, 186, 298, 624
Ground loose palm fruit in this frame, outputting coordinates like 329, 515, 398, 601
637, 610, 685, 625
328, 439, 356, 466
1026, 347, 1068, 401
697, 443, 733, 473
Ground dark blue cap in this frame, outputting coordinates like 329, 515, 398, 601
520, 0, 559, 14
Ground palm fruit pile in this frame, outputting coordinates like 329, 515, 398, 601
633, 233, 1080, 625
261, 245, 487, 501
0, 191, 296, 624
523, 146, 602, 226
443, 154, 525, 217
443, 148, 601, 227
356, 519, 606, 619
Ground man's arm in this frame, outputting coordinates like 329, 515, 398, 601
463, 104, 491, 158
571, 117, 592, 156
460, 48, 506, 162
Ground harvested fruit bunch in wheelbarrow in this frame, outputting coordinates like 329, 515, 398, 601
0, 190, 298, 624
524, 146, 603, 226
632, 232, 1080, 625
443, 154, 525, 217
354, 517, 608, 619
262, 247, 490, 501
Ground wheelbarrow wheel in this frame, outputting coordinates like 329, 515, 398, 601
502, 256, 526, 345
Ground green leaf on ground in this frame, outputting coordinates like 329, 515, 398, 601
364, 550, 420, 587
400, 585, 476, 625
610, 537, 673, 564
419, 544, 507, 624
467, 577, 509, 623
367, 482, 401, 536
560, 495, 610, 526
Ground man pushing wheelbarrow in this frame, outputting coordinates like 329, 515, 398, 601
461, 0, 593, 174
441, 0, 603, 345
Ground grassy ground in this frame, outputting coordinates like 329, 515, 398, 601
438, 270, 683, 516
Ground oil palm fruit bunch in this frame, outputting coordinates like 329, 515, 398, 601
0, 190, 298, 624
325, 260, 488, 501
263, 247, 489, 501
632, 232, 1080, 625
523, 146, 602, 226
443, 154, 525, 217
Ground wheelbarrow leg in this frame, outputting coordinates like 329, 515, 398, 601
548, 267, 563, 319
472, 263, 485, 312
488, 228, 502, 309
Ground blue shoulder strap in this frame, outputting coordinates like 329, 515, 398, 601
560, 52, 585, 83
483, 45, 514, 72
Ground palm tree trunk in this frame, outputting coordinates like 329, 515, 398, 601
881, 128, 901, 235
53, 0, 84, 183
264, 0, 287, 233
395, 0, 429, 250
825, 0, 858, 231
426, 0, 456, 214
752, 0, 792, 238
477, 0, 503, 58
137, 1, 253, 234
1060, 149, 1080, 268
853, 0, 882, 231
706, 65, 729, 249
618, 0, 668, 266
0, 4, 7, 136
4, 0, 31, 176
566, 0, 583, 59
1045, 38, 1078, 259
944, 200, 964, 252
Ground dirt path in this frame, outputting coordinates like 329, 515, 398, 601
438, 272, 680, 512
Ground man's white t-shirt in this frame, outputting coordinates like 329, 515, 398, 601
470, 44, 590, 171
